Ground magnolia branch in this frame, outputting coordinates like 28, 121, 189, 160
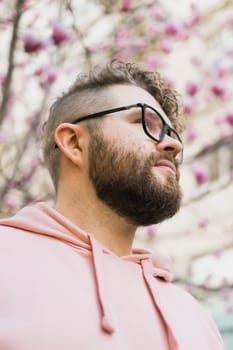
0, 0, 25, 126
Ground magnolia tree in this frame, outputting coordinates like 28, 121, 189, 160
0, 0, 233, 309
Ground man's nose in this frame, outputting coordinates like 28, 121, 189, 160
156, 134, 183, 162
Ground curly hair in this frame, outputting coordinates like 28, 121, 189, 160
42, 60, 185, 190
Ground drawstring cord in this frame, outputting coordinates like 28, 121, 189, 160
88, 235, 115, 334
141, 258, 178, 350
88, 235, 177, 348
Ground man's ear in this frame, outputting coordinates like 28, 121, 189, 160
54, 123, 87, 166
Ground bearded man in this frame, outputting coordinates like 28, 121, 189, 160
0, 61, 224, 350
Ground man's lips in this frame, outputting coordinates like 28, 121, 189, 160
154, 159, 176, 174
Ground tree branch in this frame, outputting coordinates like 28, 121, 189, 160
0, 0, 25, 126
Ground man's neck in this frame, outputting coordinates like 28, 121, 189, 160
55, 190, 137, 256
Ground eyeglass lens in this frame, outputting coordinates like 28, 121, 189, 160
144, 106, 181, 142
144, 107, 164, 141
143, 105, 183, 163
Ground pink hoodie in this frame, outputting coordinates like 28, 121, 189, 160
0, 203, 224, 350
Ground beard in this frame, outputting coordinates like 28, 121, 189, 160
88, 130, 182, 226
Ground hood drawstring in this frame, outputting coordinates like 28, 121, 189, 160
88, 236, 177, 347
88, 235, 177, 345
88, 234, 115, 335
141, 258, 178, 350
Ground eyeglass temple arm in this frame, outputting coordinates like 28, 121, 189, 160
71, 104, 140, 124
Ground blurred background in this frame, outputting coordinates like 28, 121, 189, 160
0, 0, 232, 347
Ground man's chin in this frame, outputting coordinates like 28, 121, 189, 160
151, 169, 179, 190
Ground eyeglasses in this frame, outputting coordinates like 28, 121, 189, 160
59, 103, 183, 163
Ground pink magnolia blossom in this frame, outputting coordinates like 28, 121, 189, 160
146, 225, 157, 241
148, 23, 164, 36
159, 38, 172, 53
166, 78, 175, 89
39, 66, 57, 88
190, 3, 198, 11
22, 31, 44, 53
131, 37, 148, 48
51, 21, 70, 46
190, 4, 200, 25
183, 13, 200, 28
226, 112, 233, 126
217, 66, 231, 78
120, 0, 132, 12
165, 23, 179, 36
198, 217, 209, 228
183, 4, 200, 28
227, 15, 233, 26
211, 84, 226, 98
5, 197, 17, 211
144, 53, 162, 69
86, 42, 109, 54
212, 248, 222, 258
21, 1, 32, 11
151, 5, 165, 20
190, 56, 201, 66
219, 127, 233, 140
185, 125, 198, 143
165, 22, 190, 41
183, 100, 194, 114
186, 81, 200, 96
116, 29, 129, 49
214, 114, 225, 125
136, 8, 147, 21
193, 165, 208, 185
176, 27, 190, 41
34, 65, 46, 76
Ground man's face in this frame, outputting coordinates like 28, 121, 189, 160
87, 85, 183, 226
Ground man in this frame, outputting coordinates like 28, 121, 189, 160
0, 61, 224, 349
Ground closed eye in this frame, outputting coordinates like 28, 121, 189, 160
134, 118, 142, 123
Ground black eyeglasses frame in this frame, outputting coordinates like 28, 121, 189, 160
56, 102, 183, 163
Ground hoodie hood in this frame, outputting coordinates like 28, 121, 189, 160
0, 202, 177, 347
